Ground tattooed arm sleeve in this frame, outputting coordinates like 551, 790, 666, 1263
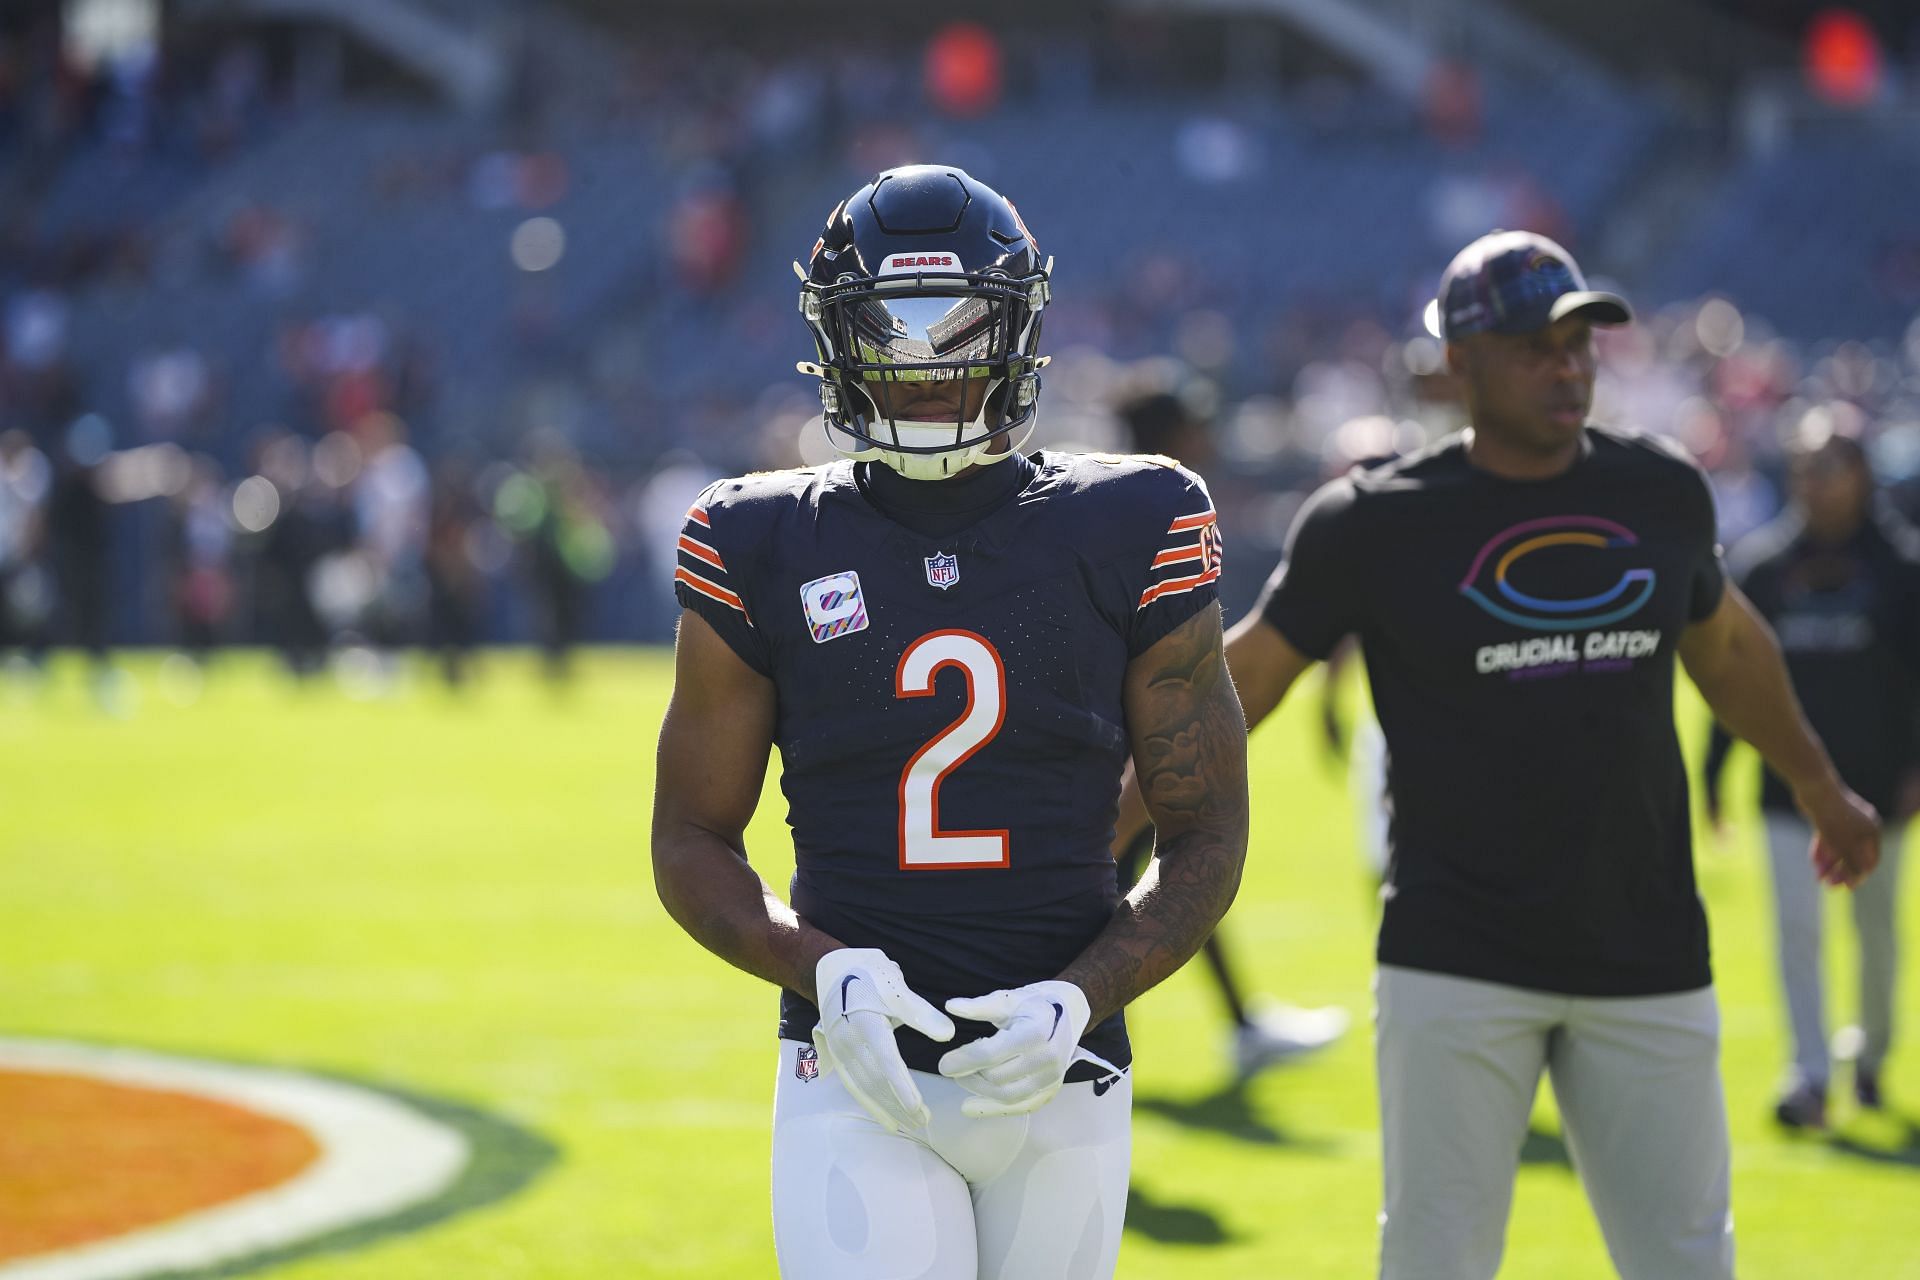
1060, 601, 1250, 1024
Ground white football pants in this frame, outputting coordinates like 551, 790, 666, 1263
1763, 814, 1905, 1088
771, 1039, 1131, 1280
1375, 966, 1734, 1280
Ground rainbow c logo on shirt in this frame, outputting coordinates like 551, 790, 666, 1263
1459, 515, 1656, 632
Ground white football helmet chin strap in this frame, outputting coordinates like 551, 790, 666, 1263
799, 360, 1048, 482
866, 409, 1039, 482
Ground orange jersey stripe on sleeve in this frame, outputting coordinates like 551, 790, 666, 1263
1138, 564, 1222, 610
1151, 543, 1207, 569
677, 534, 725, 570
1166, 510, 1216, 534
675, 566, 752, 623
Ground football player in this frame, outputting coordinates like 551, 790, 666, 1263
651, 165, 1250, 1280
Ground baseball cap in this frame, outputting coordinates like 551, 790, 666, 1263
1425, 230, 1632, 341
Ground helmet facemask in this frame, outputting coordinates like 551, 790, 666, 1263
799, 261, 1050, 481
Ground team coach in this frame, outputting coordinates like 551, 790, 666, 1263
1123, 230, 1882, 1278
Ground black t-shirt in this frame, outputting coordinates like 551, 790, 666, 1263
1728, 510, 1920, 816
1259, 426, 1726, 996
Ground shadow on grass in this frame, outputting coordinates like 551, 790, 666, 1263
1827, 1114, 1920, 1169
1134, 1080, 1284, 1146
1134, 1079, 1339, 1154
1124, 1184, 1235, 1245
1519, 1124, 1572, 1169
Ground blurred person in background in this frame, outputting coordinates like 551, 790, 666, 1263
1702, 423, 1920, 1129
352, 412, 430, 653
509, 437, 613, 685
634, 450, 723, 640
654, 165, 1248, 1279
49, 416, 112, 678
425, 458, 486, 688
1110, 386, 1348, 1076
2, 284, 83, 438
0, 428, 52, 667
253, 431, 337, 678
166, 455, 233, 658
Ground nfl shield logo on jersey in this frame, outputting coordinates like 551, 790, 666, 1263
795, 1045, 819, 1082
924, 552, 960, 590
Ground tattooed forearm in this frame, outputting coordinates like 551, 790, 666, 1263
1061, 604, 1250, 1023
1132, 605, 1242, 826
1060, 836, 1245, 1025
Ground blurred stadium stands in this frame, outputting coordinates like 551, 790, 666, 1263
2, 0, 1918, 661
1652, 132, 1920, 341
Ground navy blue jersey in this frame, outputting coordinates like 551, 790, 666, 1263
673, 452, 1222, 1072
1727, 510, 1920, 816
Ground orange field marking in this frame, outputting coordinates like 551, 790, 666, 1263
0, 1069, 321, 1263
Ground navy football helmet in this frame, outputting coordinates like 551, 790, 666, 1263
797, 166, 1051, 481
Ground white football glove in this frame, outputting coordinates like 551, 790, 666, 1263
937, 980, 1091, 1118
811, 948, 955, 1134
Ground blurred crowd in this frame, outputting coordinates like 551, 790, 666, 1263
0, 412, 621, 681
6, 289, 1918, 684
3, 7, 1919, 684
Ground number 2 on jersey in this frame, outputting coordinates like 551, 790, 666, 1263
895, 630, 1011, 870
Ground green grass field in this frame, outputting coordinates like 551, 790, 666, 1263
2, 651, 1916, 1279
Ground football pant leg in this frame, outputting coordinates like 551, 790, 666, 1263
966, 1071, 1132, 1280
772, 1040, 977, 1280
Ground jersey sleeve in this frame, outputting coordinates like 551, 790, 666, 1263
1127, 464, 1224, 656
1255, 476, 1363, 660
672, 483, 773, 676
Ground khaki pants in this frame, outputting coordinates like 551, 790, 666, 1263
1375, 965, 1734, 1280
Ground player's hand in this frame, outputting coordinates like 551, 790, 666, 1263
811, 948, 954, 1134
1795, 776, 1881, 888
937, 981, 1091, 1118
